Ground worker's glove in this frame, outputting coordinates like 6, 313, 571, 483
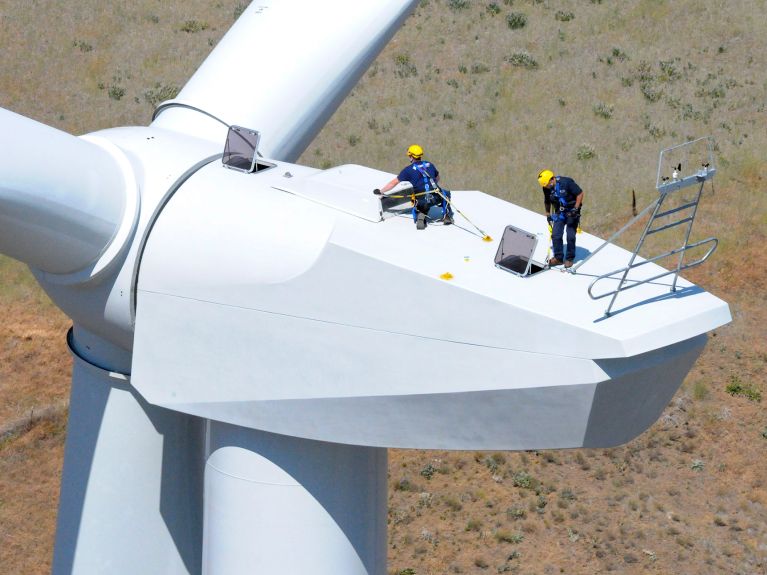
546, 214, 553, 224
569, 207, 581, 218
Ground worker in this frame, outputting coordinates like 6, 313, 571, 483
538, 169, 584, 268
377, 144, 453, 229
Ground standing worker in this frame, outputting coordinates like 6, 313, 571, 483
377, 144, 452, 229
538, 169, 584, 269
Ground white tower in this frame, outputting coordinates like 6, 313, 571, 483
0, 2, 730, 574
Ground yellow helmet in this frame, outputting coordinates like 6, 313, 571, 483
537, 169, 554, 187
407, 144, 424, 159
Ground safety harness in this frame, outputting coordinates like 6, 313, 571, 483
549, 176, 583, 235
550, 177, 570, 222
413, 162, 450, 222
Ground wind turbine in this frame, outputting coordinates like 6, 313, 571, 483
0, 1, 730, 574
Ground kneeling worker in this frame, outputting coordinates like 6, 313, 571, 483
377, 144, 452, 229
538, 169, 584, 269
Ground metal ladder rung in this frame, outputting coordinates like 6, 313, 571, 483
646, 216, 694, 235
655, 201, 698, 219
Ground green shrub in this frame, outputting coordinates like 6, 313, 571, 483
420, 463, 436, 480
659, 59, 682, 82
560, 488, 577, 501
466, 518, 483, 532
107, 85, 125, 101
725, 375, 761, 401
394, 478, 417, 492
143, 84, 179, 107
496, 530, 524, 543
506, 52, 538, 69
555, 10, 575, 22
593, 102, 613, 119
512, 470, 537, 489
506, 12, 527, 29
640, 82, 663, 102
180, 20, 209, 33
233, 2, 248, 20
611, 47, 629, 61
576, 144, 597, 160
72, 39, 93, 52
506, 506, 526, 520
394, 54, 418, 78
448, 0, 470, 10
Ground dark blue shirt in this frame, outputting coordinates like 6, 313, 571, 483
398, 161, 439, 192
543, 175, 582, 211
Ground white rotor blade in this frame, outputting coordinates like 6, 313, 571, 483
0, 108, 129, 275
151, 0, 419, 161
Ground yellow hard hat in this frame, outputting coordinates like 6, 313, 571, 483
407, 144, 424, 159
537, 169, 554, 187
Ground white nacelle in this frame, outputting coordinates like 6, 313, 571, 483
131, 158, 730, 450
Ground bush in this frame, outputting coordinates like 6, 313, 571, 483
506, 506, 527, 520
725, 375, 762, 401
512, 471, 537, 489
466, 519, 483, 532
394, 478, 418, 492
506, 52, 538, 69
448, 0, 470, 9
394, 54, 418, 78
506, 12, 527, 29
577, 144, 597, 160
180, 20, 209, 33
107, 85, 125, 101
233, 2, 248, 20
143, 84, 179, 107
593, 102, 614, 119
496, 530, 524, 543
555, 10, 575, 22
420, 463, 436, 480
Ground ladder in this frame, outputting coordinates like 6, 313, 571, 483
570, 137, 719, 317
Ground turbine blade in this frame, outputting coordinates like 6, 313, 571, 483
0, 108, 128, 275
151, 0, 419, 161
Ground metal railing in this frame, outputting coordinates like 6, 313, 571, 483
570, 138, 718, 317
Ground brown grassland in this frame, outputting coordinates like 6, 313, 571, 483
1, 0, 766, 573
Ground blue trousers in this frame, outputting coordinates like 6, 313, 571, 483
552, 216, 578, 260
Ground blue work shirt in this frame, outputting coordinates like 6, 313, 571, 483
398, 161, 439, 192
543, 175, 582, 212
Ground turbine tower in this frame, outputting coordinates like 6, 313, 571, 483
0, 2, 730, 574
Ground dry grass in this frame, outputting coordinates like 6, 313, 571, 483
1, 0, 766, 574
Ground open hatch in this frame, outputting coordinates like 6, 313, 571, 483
222, 125, 274, 173
494, 225, 545, 277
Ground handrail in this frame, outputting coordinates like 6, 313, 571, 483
575, 137, 718, 317
587, 237, 719, 301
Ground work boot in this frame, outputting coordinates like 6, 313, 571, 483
548, 257, 563, 266
443, 213, 454, 225
565, 260, 574, 269
416, 212, 427, 230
